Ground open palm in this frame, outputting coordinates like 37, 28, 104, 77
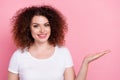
84, 50, 111, 63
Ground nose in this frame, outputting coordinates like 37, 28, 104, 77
40, 26, 45, 33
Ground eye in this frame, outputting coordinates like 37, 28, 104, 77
33, 24, 39, 28
44, 23, 50, 27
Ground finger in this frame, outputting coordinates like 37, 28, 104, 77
87, 50, 111, 63
94, 50, 111, 59
92, 51, 107, 59
103, 50, 111, 54
96, 50, 111, 56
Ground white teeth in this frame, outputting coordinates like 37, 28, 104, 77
37, 34, 47, 38
38, 34, 46, 36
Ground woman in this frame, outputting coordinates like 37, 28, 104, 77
8, 5, 110, 80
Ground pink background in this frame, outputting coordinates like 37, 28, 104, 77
0, 0, 120, 80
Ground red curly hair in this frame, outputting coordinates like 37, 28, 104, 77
11, 5, 68, 50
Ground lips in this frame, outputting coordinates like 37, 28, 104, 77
37, 34, 47, 39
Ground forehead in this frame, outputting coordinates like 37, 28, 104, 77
31, 15, 49, 24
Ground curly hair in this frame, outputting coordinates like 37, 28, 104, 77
11, 5, 68, 50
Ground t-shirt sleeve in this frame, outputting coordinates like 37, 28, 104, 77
64, 48, 74, 68
8, 50, 20, 74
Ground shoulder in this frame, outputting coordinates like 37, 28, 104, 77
56, 45, 69, 52
9, 48, 28, 64
55, 46, 73, 67
56, 45, 69, 50
55, 45, 71, 56
11, 48, 27, 58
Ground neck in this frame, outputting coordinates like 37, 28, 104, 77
30, 41, 53, 51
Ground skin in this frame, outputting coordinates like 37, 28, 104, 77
30, 16, 51, 44
8, 15, 111, 80
76, 50, 111, 80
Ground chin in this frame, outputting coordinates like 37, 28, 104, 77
38, 39, 49, 43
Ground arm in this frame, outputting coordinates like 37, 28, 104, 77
64, 67, 76, 80
64, 50, 111, 80
76, 50, 111, 80
8, 72, 19, 80
76, 59, 88, 80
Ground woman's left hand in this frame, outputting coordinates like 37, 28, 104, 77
84, 50, 111, 63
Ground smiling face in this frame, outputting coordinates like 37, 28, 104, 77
30, 15, 51, 44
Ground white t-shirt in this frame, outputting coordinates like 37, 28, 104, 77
8, 46, 73, 80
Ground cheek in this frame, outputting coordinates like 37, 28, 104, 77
45, 27, 51, 34
30, 29, 37, 37
48, 27, 51, 33
30, 31, 35, 38
31, 28, 38, 33
30, 30, 34, 36
49, 29, 51, 33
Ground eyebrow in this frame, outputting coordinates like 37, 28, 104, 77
31, 22, 49, 25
